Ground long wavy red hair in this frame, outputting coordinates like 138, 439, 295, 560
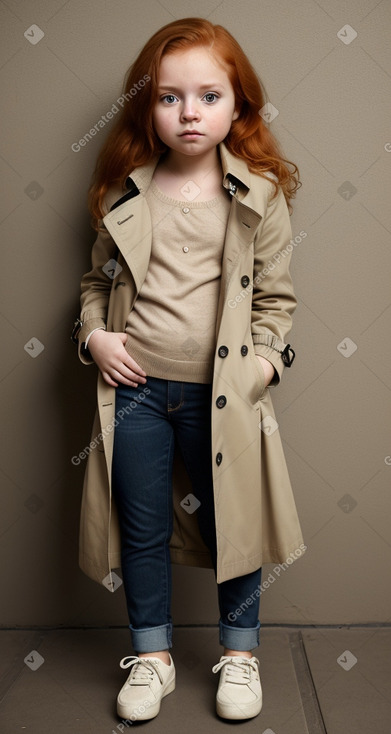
88, 17, 301, 229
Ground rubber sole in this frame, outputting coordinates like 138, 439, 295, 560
117, 677, 176, 721
216, 696, 263, 720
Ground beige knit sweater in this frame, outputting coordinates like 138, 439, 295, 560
125, 179, 231, 383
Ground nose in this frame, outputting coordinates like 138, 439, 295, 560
180, 96, 201, 121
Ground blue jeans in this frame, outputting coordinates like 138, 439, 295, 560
112, 376, 262, 653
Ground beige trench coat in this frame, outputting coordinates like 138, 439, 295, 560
76, 142, 305, 586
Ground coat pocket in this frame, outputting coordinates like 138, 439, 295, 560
249, 349, 266, 404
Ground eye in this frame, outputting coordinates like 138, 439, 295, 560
161, 94, 178, 104
203, 92, 219, 103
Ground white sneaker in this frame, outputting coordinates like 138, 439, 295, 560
212, 655, 262, 719
117, 654, 175, 721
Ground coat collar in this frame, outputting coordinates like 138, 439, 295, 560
127, 141, 251, 201
103, 141, 263, 291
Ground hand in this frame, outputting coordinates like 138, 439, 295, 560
87, 330, 147, 387
256, 355, 275, 387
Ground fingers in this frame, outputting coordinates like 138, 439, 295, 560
103, 362, 146, 388
115, 339, 147, 383
88, 330, 147, 387
102, 369, 144, 388
114, 372, 146, 387
113, 356, 147, 385
102, 372, 119, 388
108, 332, 147, 379
102, 369, 146, 387
121, 352, 147, 379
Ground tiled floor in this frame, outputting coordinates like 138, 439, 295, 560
1, 626, 390, 733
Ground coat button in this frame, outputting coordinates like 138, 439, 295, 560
216, 395, 227, 409
218, 345, 229, 358
241, 275, 250, 287
241, 345, 248, 356
216, 452, 223, 466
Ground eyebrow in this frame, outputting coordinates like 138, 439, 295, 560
157, 83, 226, 92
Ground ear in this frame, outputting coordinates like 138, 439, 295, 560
232, 107, 240, 121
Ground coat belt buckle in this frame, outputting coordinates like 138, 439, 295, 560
71, 318, 83, 344
281, 344, 295, 367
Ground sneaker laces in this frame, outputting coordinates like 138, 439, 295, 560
212, 656, 259, 684
119, 656, 164, 686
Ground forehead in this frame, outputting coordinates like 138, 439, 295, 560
158, 46, 230, 84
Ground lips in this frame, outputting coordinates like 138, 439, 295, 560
179, 130, 203, 136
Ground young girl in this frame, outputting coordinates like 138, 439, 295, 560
74, 17, 304, 723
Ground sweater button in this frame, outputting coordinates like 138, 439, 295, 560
216, 452, 223, 466
182, 246, 189, 253
241, 345, 248, 356
182, 207, 190, 213
241, 275, 250, 287
216, 395, 227, 409
218, 345, 229, 358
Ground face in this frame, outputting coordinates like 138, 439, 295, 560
152, 46, 239, 159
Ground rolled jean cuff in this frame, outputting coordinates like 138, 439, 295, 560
219, 619, 261, 651
129, 622, 172, 653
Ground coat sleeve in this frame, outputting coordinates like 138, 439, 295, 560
77, 225, 118, 365
251, 184, 297, 385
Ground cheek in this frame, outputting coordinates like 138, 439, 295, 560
208, 106, 235, 132
152, 112, 165, 136
153, 109, 173, 133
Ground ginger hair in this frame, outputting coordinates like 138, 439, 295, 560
88, 17, 301, 229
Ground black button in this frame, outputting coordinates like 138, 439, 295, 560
216, 452, 223, 466
218, 345, 229, 358
240, 345, 248, 356
241, 275, 250, 287
216, 395, 227, 409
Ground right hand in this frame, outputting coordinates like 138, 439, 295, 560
87, 330, 147, 387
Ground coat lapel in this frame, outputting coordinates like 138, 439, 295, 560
103, 195, 153, 291
102, 143, 263, 298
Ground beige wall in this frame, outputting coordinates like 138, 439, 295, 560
1, 0, 390, 628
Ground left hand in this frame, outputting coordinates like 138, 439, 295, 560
256, 355, 275, 387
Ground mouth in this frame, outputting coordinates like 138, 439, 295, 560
179, 130, 204, 137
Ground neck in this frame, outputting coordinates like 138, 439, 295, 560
160, 146, 221, 179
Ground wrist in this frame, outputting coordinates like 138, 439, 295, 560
87, 327, 106, 346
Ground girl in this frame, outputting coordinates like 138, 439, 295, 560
74, 17, 304, 723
